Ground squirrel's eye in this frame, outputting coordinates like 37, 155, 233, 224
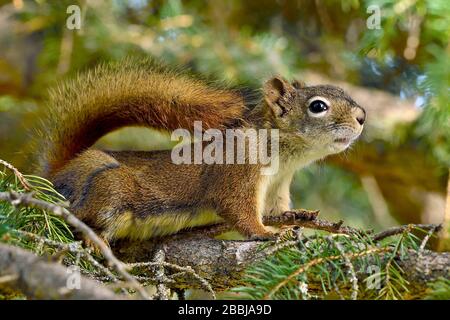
307, 99, 329, 117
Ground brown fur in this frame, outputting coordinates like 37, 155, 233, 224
39, 62, 366, 243
40, 58, 246, 177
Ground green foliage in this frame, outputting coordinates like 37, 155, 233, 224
0, 167, 74, 247
292, 165, 376, 229
425, 278, 450, 300
0, 161, 98, 276
231, 226, 430, 300
360, 0, 450, 165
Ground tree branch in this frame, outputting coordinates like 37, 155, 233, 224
113, 233, 450, 297
0, 243, 120, 300
372, 224, 442, 242
178, 209, 367, 238
1, 191, 447, 299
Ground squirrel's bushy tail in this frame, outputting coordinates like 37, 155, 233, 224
39, 58, 246, 177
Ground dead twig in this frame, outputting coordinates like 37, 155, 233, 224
419, 226, 438, 252
0, 159, 31, 190
184, 209, 367, 238
372, 224, 442, 242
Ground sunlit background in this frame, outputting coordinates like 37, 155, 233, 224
0, 0, 448, 232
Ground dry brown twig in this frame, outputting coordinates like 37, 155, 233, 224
372, 223, 442, 242
0, 159, 31, 190
183, 209, 367, 239
418, 225, 440, 257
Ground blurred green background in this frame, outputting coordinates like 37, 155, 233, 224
0, 0, 448, 232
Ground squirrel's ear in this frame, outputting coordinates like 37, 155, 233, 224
263, 76, 294, 117
291, 79, 306, 89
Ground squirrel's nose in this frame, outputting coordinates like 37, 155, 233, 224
354, 107, 366, 125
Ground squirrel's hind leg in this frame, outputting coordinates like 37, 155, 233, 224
52, 149, 137, 245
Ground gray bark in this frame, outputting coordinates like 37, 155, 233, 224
0, 243, 121, 299
114, 234, 450, 295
